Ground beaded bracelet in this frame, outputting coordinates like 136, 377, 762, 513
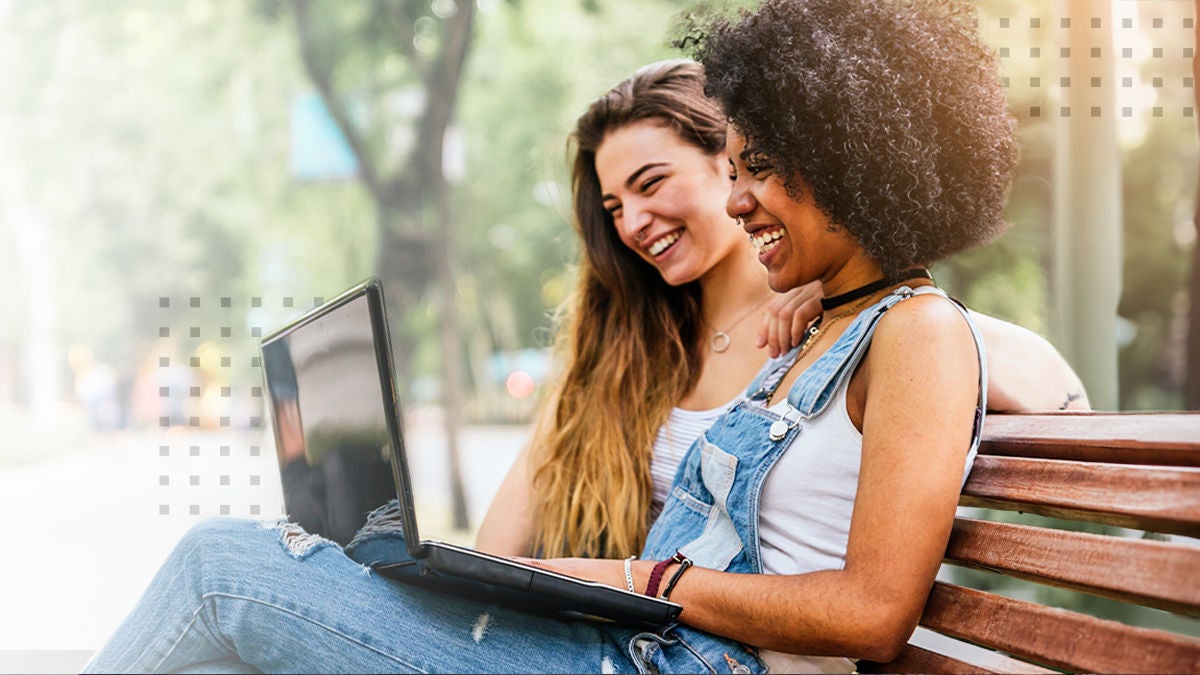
644, 550, 691, 598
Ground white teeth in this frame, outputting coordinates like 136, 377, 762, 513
750, 229, 783, 252
648, 231, 682, 256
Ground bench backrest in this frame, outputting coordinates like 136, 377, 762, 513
861, 412, 1200, 674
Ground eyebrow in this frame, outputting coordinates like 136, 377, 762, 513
601, 162, 668, 202
735, 135, 763, 162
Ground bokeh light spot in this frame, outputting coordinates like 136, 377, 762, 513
505, 371, 536, 399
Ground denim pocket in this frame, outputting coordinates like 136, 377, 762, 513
644, 481, 711, 561
676, 440, 743, 572
670, 485, 714, 517
654, 628, 767, 674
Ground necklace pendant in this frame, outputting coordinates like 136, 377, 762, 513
711, 331, 731, 353
769, 420, 790, 442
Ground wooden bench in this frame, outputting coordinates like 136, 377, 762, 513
860, 412, 1200, 674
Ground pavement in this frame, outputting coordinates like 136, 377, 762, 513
0, 419, 527, 673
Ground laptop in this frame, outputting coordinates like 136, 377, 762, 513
259, 277, 682, 629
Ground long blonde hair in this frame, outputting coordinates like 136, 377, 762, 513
529, 60, 728, 558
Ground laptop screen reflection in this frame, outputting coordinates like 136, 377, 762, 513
261, 294, 395, 545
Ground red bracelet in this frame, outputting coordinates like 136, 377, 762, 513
644, 550, 689, 597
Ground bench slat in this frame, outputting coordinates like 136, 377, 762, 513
945, 518, 1200, 617
871, 413, 1200, 673
857, 643, 1004, 674
980, 414, 1200, 466
961, 455, 1200, 536
919, 582, 1200, 673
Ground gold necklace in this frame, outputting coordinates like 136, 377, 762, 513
763, 289, 885, 406
708, 294, 774, 353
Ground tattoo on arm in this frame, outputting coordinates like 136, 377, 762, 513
1058, 390, 1084, 410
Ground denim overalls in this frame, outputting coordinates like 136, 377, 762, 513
632, 286, 987, 673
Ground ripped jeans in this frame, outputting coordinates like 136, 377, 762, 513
82, 515, 692, 674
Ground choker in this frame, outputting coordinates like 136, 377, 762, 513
820, 268, 933, 312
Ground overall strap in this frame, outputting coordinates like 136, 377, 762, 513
744, 350, 804, 401
781, 289, 912, 417
780, 286, 988, 452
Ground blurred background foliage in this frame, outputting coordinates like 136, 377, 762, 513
0, 0, 1194, 429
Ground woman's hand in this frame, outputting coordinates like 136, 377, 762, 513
757, 281, 824, 357
515, 556, 635, 592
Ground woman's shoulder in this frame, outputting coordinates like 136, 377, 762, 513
883, 287, 972, 328
872, 289, 979, 369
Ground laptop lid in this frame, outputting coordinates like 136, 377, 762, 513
261, 278, 683, 628
260, 278, 423, 558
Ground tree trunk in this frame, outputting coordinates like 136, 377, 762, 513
424, 2, 476, 532
291, 0, 477, 528
435, 178, 470, 531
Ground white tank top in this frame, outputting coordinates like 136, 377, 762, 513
760, 381, 977, 576
754, 368, 977, 674
759, 384, 864, 575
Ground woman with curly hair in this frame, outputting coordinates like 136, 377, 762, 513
87, 2, 1083, 672
477, 56, 1086, 563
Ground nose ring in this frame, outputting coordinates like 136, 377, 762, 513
735, 216, 744, 228
635, 231, 646, 243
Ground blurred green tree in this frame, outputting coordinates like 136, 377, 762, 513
947, 0, 1197, 411
255, 0, 478, 528
0, 1, 305, 406
261, 0, 695, 528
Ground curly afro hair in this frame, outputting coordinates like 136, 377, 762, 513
683, 0, 1018, 275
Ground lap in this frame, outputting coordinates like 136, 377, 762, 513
173, 518, 634, 674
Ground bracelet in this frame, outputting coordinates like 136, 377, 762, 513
661, 554, 693, 601
644, 558, 675, 597
623, 556, 637, 593
645, 550, 691, 598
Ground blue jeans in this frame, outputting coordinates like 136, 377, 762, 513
84, 518, 672, 674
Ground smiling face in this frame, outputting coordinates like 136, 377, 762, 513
725, 126, 869, 292
594, 120, 746, 287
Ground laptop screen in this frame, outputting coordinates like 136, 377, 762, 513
261, 288, 398, 546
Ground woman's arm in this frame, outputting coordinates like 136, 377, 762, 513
531, 297, 980, 661
970, 311, 1090, 412
475, 443, 537, 556
763, 296, 1090, 412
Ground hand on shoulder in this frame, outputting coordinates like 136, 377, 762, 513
757, 280, 823, 357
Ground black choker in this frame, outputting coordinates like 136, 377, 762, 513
820, 268, 933, 311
